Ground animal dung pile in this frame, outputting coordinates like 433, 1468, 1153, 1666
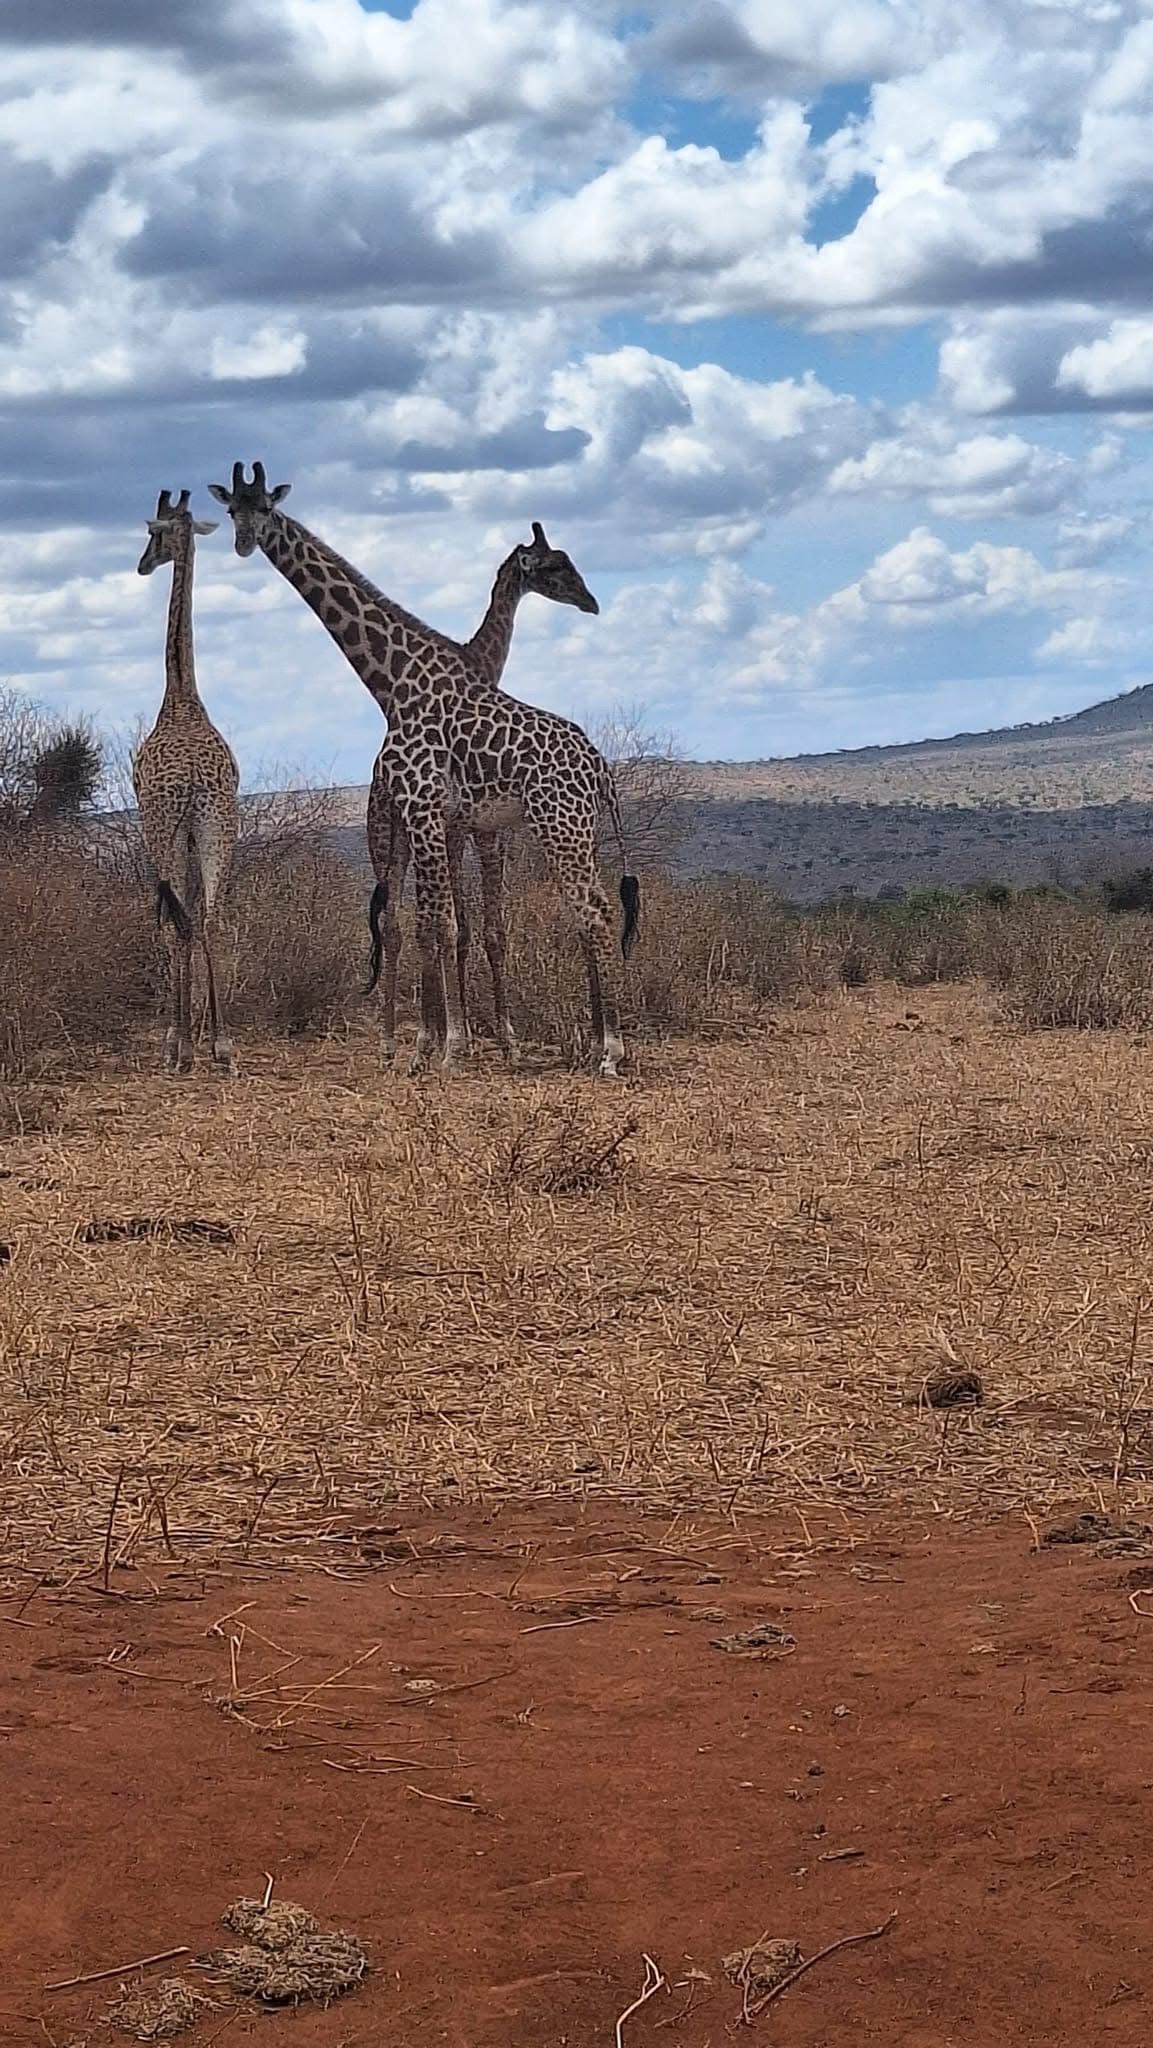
917, 1367, 984, 1409
80, 1214, 236, 1246
723, 1936, 803, 1998
106, 1976, 214, 2040
1042, 1510, 1151, 1550
208, 1897, 368, 2007
711, 1622, 796, 1658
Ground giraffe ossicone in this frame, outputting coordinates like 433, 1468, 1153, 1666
134, 487, 239, 1076
208, 462, 640, 1077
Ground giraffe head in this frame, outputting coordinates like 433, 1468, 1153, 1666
136, 489, 218, 575
514, 522, 598, 614
207, 461, 291, 557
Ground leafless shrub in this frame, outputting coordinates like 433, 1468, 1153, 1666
0, 842, 158, 1082
992, 906, 1153, 1031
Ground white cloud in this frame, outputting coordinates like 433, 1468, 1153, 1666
830, 410, 1077, 516
1035, 615, 1127, 665
1055, 511, 1134, 567
2, 0, 1153, 768
1058, 318, 1153, 402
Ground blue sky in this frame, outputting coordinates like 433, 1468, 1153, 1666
1, 0, 1152, 782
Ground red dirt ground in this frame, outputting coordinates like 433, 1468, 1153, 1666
3, 1506, 1151, 2048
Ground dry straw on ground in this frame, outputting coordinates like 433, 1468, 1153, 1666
4, 983, 1153, 1589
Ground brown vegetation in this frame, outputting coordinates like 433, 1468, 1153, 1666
5, 985, 1153, 1588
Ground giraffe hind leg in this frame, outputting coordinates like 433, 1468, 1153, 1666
191, 799, 238, 1074
449, 824, 473, 1061
476, 832, 519, 1066
409, 835, 467, 1077
152, 830, 196, 1075
367, 775, 407, 1068
530, 822, 627, 1079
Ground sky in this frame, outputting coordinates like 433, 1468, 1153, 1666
3, 0, 1153, 783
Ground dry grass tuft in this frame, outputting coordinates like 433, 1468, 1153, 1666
491, 1098, 641, 1196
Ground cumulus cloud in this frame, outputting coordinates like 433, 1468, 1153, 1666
0, 0, 625, 133
2, 0, 1153, 767
650, 0, 928, 96
829, 410, 1078, 517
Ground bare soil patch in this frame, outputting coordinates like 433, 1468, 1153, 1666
2, 1505, 1150, 2047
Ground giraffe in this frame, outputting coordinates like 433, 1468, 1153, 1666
365, 522, 599, 1069
134, 489, 239, 1076
208, 463, 640, 1077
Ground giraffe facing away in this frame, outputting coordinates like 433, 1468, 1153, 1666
208, 463, 640, 1077
365, 521, 600, 1069
134, 489, 239, 1076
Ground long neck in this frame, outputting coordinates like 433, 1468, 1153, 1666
159, 534, 203, 715
257, 512, 444, 718
464, 554, 524, 685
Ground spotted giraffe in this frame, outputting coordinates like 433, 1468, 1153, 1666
365, 522, 599, 1068
134, 489, 239, 1075
208, 464, 639, 1077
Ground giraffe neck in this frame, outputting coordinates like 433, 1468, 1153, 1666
463, 553, 524, 686
257, 512, 449, 718
159, 533, 204, 716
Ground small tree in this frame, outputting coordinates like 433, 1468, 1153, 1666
26, 723, 103, 825
0, 688, 104, 837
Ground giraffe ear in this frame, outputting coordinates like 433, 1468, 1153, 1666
192, 519, 219, 537
207, 483, 231, 505
269, 482, 291, 504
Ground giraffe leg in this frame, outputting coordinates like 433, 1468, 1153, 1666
192, 799, 238, 1074
449, 824, 473, 1058
173, 936, 195, 1074
151, 819, 196, 1074
409, 832, 467, 1076
529, 818, 628, 1078
476, 832, 519, 1066
162, 927, 186, 1072
201, 921, 233, 1075
368, 766, 406, 1067
379, 840, 407, 1068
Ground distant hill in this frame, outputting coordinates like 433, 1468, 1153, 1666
104, 681, 1153, 906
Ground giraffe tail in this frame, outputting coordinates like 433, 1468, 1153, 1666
156, 879, 192, 942
606, 777, 641, 959
365, 880, 388, 994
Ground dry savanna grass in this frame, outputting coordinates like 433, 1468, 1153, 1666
4, 982, 1153, 1592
